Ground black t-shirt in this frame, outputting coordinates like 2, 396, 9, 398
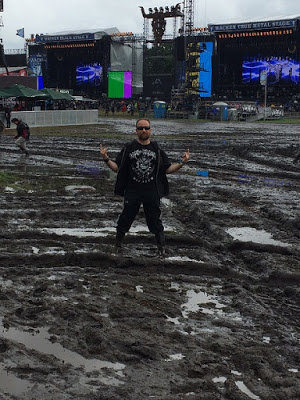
116, 141, 171, 191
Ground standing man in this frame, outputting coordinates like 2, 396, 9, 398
11, 118, 30, 156
100, 118, 190, 254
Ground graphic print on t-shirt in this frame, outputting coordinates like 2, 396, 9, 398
129, 148, 156, 184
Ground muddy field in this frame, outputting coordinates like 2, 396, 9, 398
0, 118, 299, 400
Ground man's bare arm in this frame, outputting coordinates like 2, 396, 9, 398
166, 149, 190, 174
99, 144, 119, 173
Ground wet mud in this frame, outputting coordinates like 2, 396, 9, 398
0, 119, 299, 399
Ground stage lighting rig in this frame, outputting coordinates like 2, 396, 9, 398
140, 3, 183, 45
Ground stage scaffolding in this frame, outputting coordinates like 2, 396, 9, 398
110, 34, 144, 95
0, 1, 9, 75
140, 4, 183, 46
182, 0, 194, 36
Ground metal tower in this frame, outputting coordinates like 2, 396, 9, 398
0, 1, 4, 38
143, 16, 149, 44
0, 0, 9, 75
182, 0, 194, 36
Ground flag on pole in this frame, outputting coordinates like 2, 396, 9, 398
16, 28, 25, 38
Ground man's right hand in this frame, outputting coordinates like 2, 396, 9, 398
99, 144, 108, 160
99, 144, 118, 173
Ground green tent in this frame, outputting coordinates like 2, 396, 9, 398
0, 89, 12, 98
40, 88, 73, 101
2, 84, 48, 99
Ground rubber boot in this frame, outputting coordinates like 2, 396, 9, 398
155, 231, 166, 256
115, 232, 125, 253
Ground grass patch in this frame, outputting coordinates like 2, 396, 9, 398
30, 124, 115, 138
261, 118, 300, 124
0, 171, 17, 187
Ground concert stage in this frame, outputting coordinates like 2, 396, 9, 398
24, 15, 300, 103
208, 15, 300, 102
27, 28, 143, 99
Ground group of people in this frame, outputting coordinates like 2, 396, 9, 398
103, 100, 149, 117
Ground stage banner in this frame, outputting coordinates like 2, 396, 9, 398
35, 33, 95, 43
209, 18, 297, 32
28, 54, 47, 77
0, 68, 27, 76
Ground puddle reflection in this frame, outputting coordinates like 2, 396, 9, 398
226, 227, 291, 247
181, 289, 225, 318
0, 318, 125, 375
235, 381, 261, 400
0, 362, 33, 396
212, 376, 227, 383
42, 224, 175, 238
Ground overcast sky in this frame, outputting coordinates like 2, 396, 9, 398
1, 0, 299, 49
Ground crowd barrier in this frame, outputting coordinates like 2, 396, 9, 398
8, 110, 98, 127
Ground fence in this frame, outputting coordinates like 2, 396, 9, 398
9, 110, 98, 127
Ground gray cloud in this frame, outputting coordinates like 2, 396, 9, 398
2, 0, 300, 49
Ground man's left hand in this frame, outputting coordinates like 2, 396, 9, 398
182, 149, 190, 163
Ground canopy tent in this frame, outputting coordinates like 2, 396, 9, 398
0, 89, 12, 98
2, 84, 48, 99
39, 88, 73, 101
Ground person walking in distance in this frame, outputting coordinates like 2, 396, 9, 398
4, 107, 11, 128
100, 118, 190, 254
11, 118, 30, 156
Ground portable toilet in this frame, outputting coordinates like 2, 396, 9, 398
153, 101, 167, 118
212, 101, 228, 121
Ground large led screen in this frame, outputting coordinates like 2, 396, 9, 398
199, 42, 213, 97
108, 71, 132, 98
76, 63, 103, 86
242, 57, 300, 85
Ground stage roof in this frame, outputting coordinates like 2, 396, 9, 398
35, 27, 119, 43
208, 14, 300, 32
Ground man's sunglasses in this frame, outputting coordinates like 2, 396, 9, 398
136, 126, 151, 131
